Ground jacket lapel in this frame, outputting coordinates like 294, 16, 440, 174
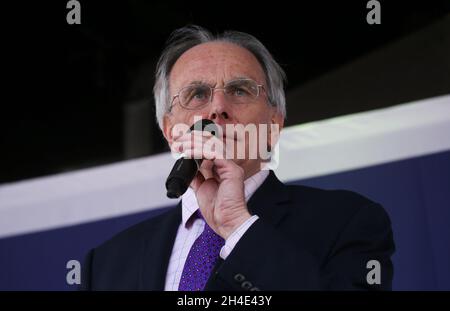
139, 204, 181, 290
247, 170, 292, 227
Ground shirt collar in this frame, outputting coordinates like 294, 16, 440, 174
181, 169, 270, 227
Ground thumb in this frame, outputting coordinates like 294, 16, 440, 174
190, 170, 205, 193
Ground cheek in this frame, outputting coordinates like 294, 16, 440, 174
170, 110, 209, 131
236, 105, 273, 125
170, 110, 193, 125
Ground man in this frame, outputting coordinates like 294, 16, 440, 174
81, 25, 395, 291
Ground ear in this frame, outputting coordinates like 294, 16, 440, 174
268, 109, 284, 148
162, 114, 174, 145
272, 110, 284, 130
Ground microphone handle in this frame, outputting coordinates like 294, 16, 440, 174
165, 157, 202, 199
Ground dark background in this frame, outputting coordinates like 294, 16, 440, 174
1, 0, 449, 184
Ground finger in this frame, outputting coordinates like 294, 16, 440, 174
175, 130, 213, 142
174, 132, 216, 153
202, 136, 226, 160
213, 158, 245, 181
190, 170, 205, 192
176, 141, 206, 160
184, 147, 242, 182
170, 139, 185, 154
198, 159, 214, 180
184, 147, 217, 161
171, 127, 188, 141
190, 129, 214, 137
204, 135, 241, 160
171, 134, 208, 156
211, 165, 221, 182
173, 132, 192, 144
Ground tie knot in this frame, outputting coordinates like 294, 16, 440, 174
195, 209, 204, 220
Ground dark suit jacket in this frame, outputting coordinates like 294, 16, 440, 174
80, 171, 395, 290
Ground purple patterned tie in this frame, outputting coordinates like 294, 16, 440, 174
178, 210, 225, 291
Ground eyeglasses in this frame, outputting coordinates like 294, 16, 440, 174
169, 78, 265, 111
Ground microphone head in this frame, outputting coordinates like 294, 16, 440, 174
166, 178, 187, 199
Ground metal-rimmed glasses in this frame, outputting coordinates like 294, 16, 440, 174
169, 78, 265, 112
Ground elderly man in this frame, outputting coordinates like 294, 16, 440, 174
81, 25, 395, 291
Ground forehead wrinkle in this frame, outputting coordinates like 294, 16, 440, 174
169, 42, 266, 95
179, 75, 261, 90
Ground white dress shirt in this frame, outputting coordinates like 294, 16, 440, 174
164, 169, 269, 291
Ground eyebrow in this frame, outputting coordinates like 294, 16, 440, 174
189, 80, 210, 85
231, 75, 254, 81
182, 76, 259, 88
182, 79, 213, 88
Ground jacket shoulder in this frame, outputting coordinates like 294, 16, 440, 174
286, 184, 378, 208
286, 184, 377, 205
283, 183, 389, 229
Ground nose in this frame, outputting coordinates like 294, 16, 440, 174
208, 89, 230, 122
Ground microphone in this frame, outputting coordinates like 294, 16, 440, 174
165, 119, 219, 198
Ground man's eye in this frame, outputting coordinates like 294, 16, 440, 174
192, 89, 209, 101
229, 86, 250, 97
185, 88, 209, 101
193, 90, 207, 99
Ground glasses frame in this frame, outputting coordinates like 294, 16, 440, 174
169, 78, 265, 112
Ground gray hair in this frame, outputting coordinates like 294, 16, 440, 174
153, 25, 287, 129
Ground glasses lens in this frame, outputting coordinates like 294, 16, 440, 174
224, 79, 259, 103
179, 84, 211, 109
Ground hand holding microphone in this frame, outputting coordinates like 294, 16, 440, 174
166, 119, 252, 239
165, 119, 218, 199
